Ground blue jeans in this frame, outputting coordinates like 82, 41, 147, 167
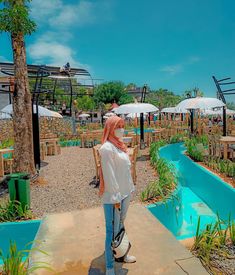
103, 196, 131, 270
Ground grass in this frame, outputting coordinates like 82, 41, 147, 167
141, 140, 177, 202
192, 215, 235, 274
0, 241, 53, 275
0, 200, 33, 223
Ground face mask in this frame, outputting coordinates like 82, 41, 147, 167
114, 128, 125, 139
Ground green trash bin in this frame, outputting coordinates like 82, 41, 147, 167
7, 173, 19, 202
18, 173, 30, 210
7, 173, 31, 210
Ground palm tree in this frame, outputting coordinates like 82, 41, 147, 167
0, 0, 36, 175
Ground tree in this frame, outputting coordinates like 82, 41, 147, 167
119, 93, 134, 105
0, 0, 36, 175
182, 87, 204, 99
77, 95, 95, 111
227, 102, 235, 110
145, 88, 181, 110
93, 81, 126, 105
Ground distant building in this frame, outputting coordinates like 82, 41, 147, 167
0, 77, 11, 110
126, 86, 149, 102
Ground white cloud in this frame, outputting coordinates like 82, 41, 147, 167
30, 0, 63, 23
160, 56, 201, 75
49, 1, 95, 28
28, 38, 80, 68
28, 34, 91, 72
160, 64, 183, 75
30, 0, 114, 29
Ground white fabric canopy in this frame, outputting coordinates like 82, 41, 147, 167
126, 113, 147, 118
176, 97, 225, 111
78, 113, 90, 118
49, 110, 63, 118
0, 112, 11, 119
1, 104, 62, 118
114, 103, 158, 114
161, 107, 189, 114
105, 112, 116, 117
202, 108, 235, 116
161, 107, 176, 113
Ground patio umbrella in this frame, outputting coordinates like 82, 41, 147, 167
0, 112, 11, 119
105, 112, 116, 117
176, 97, 225, 111
126, 113, 147, 118
114, 103, 159, 148
1, 104, 61, 118
161, 107, 189, 114
175, 97, 225, 134
115, 103, 158, 114
78, 113, 90, 118
161, 107, 177, 113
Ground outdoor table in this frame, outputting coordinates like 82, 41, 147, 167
219, 136, 235, 159
123, 136, 133, 147
41, 138, 60, 155
0, 148, 14, 177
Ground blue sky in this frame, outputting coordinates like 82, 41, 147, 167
0, 0, 235, 101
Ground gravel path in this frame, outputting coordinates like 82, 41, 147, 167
30, 147, 156, 218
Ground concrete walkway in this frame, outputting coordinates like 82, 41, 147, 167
31, 204, 208, 275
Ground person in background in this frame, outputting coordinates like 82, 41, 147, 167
61, 102, 66, 116
208, 118, 213, 127
99, 116, 136, 275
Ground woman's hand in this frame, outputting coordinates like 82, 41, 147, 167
115, 203, 121, 209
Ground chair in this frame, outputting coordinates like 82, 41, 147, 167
4, 158, 13, 174
130, 145, 138, 184
93, 145, 101, 182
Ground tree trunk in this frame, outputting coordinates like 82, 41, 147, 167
11, 32, 36, 175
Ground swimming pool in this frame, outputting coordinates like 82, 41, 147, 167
0, 220, 41, 264
147, 143, 235, 240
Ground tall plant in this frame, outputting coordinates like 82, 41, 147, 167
0, 241, 53, 274
0, 0, 36, 175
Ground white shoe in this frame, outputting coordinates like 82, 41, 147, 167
106, 268, 115, 275
124, 255, 136, 263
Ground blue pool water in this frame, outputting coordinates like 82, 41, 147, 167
147, 143, 235, 240
125, 128, 154, 135
0, 220, 41, 263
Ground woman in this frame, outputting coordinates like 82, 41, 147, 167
99, 116, 136, 275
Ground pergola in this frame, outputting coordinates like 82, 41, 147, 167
0, 62, 94, 169
0, 62, 94, 116
213, 75, 235, 136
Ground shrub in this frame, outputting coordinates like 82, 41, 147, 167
0, 200, 33, 222
0, 241, 53, 274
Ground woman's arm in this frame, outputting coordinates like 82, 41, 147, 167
99, 145, 121, 203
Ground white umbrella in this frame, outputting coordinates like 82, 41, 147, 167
50, 110, 63, 118
126, 113, 147, 118
176, 97, 225, 111
78, 113, 90, 118
161, 107, 189, 114
161, 107, 176, 113
226, 109, 235, 115
1, 104, 61, 118
176, 97, 225, 134
114, 103, 158, 114
115, 103, 159, 149
0, 112, 11, 119
202, 108, 235, 116
105, 112, 116, 117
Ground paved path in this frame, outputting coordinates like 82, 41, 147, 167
31, 204, 207, 275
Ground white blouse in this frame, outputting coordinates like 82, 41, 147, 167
99, 141, 135, 204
